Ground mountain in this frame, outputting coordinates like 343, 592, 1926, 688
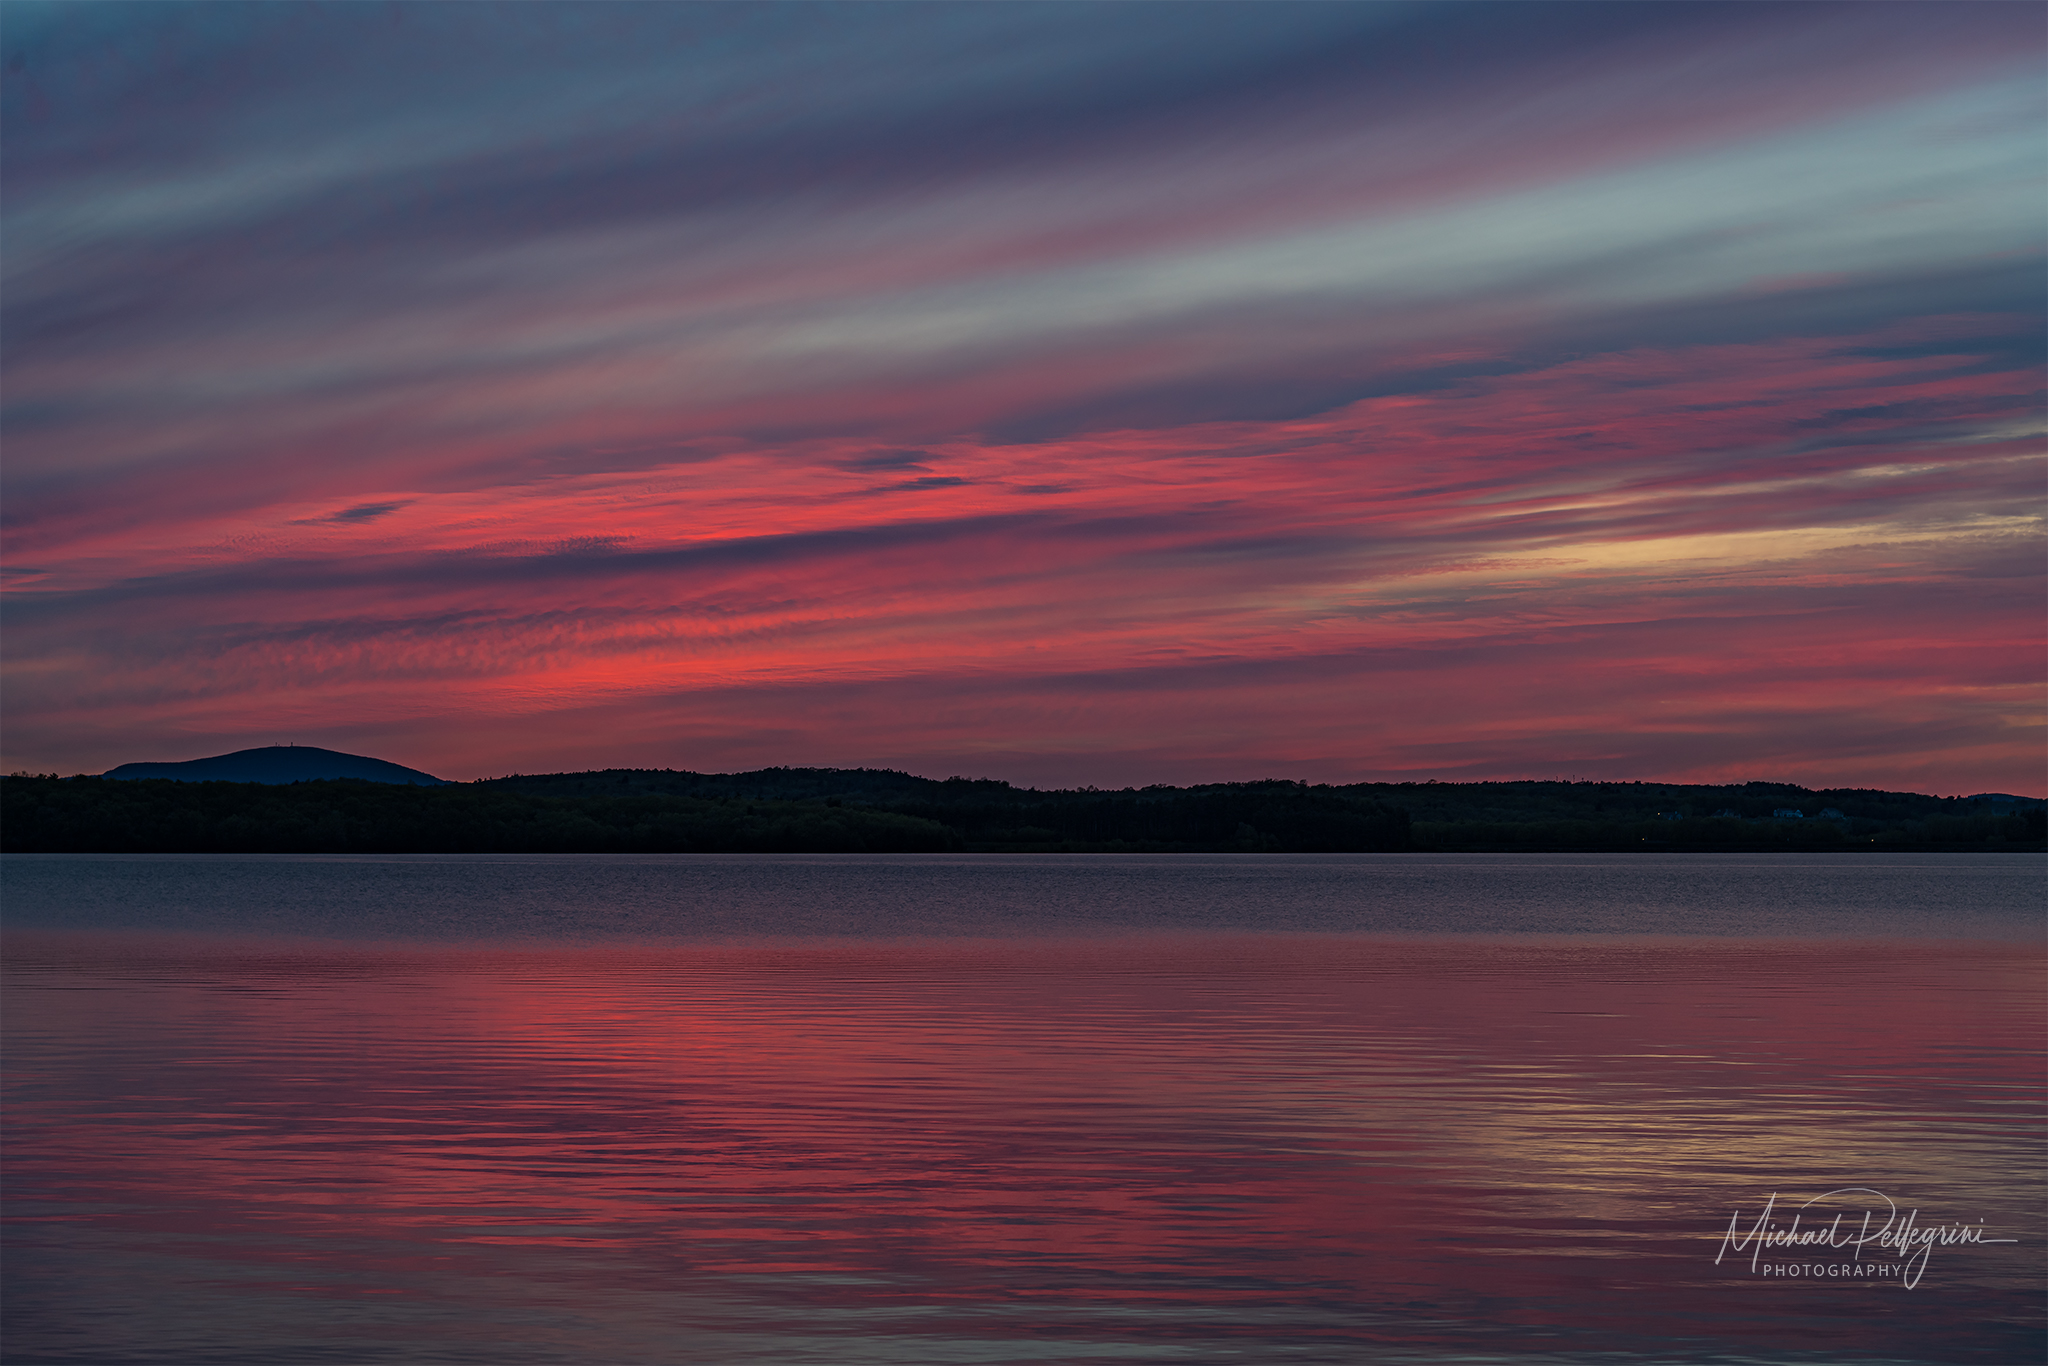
102, 746, 447, 786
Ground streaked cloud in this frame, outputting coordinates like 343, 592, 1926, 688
2, 2, 2039, 791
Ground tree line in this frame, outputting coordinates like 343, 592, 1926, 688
3, 769, 2038, 853
1, 775, 960, 854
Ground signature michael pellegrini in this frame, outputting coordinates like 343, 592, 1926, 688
1716, 1187, 2014, 1289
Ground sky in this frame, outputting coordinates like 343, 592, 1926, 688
2, 1, 2042, 793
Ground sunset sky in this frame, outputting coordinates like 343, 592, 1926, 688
4, 1, 2041, 792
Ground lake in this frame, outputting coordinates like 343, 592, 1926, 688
4, 853, 2042, 1364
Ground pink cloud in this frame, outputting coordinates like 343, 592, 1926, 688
7, 321, 2037, 793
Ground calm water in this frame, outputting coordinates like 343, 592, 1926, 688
4, 854, 2042, 1364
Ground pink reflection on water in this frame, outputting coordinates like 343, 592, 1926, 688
5, 932, 2042, 1363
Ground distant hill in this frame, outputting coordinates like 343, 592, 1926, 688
103, 746, 447, 786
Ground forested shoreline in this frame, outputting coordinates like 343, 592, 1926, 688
4, 768, 2039, 854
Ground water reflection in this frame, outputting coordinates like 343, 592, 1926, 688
5, 932, 2041, 1364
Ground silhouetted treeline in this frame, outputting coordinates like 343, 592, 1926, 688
0, 776, 961, 854
4, 770, 2039, 854
481, 769, 1409, 850
1386, 778, 2044, 851
476, 769, 2041, 851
